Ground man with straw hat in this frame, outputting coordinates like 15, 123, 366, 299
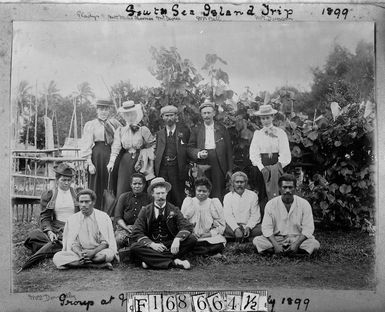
154, 105, 190, 207
130, 177, 197, 270
249, 101, 291, 201
188, 99, 233, 201
81, 98, 122, 210
107, 100, 156, 198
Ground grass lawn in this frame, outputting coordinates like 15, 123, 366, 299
11, 215, 376, 293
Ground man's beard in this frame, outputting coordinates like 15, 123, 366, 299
282, 193, 294, 204
235, 186, 245, 194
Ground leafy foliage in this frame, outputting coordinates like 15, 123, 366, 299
15, 41, 375, 229
279, 103, 375, 228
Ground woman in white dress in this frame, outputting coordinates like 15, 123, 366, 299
181, 177, 226, 256
249, 104, 291, 200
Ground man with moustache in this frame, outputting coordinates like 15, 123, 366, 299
253, 174, 320, 255
53, 189, 118, 270
130, 177, 197, 270
188, 99, 233, 200
154, 105, 190, 207
223, 171, 262, 242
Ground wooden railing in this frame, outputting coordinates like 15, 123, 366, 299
11, 149, 87, 222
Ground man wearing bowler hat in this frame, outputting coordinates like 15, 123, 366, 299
154, 105, 190, 207
188, 99, 233, 201
130, 177, 197, 270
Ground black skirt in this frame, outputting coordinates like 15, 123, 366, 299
89, 142, 117, 210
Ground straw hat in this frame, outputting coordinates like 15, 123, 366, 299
118, 100, 143, 123
53, 163, 75, 177
147, 177, 172, 194
254, 104, 277, 116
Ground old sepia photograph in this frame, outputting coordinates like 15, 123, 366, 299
6, 11, 378, 310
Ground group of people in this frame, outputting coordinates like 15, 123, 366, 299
23, 98, 320, 271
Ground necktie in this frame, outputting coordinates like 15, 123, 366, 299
168, 130, 173, 138
102, 120, 114, 145
156, 206, 164, 221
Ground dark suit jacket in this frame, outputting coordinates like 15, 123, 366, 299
131, 202, 193, 246
188, 122, 233, 175
154, 124, 190, 180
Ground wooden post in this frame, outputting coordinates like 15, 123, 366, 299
73, 97, 78, 148
26, 99, 31, 147
34, 81, 38, 149
45, 93, 48, 116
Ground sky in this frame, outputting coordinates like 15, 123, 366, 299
11, 21, 374, 101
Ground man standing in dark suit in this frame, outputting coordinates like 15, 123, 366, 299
188, 99, 233, 201
130, 177, 197, 270
154, 105, 190, 207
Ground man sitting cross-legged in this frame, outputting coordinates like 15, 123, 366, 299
253, 174, 320, 255
223, 171, 262, 243
53, 189, 118, 270
130, 177, 197, 270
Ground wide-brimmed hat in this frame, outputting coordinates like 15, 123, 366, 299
53, 163, 75, 177
254, 104, 277, 116
118, 100, 144, 123
95, 99, 114, 107
199, 99, 215, 111
147, 177, 172, 194
160, 105, 178, 116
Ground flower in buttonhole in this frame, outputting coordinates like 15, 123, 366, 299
167, 211, 175, 220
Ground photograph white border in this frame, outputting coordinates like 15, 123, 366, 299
1, 1, 384, 311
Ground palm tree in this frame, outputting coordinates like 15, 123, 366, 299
44, 80, 62, 109
16, 80, 32, 119
76, 81, 95, 105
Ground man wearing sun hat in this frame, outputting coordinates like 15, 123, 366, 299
154, 105, 190, 207
188, 99, 233, 201
130, 177, 197, 270
249, 103, 291, 201
80, 98, 122, 210
24, 163, 79, 256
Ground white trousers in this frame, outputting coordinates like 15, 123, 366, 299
53, 248, 115, 267
253, 235, 320, 255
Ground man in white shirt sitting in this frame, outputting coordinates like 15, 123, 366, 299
253, 174, 320, 255
223, 171, 262, 242
53, 189, 118, 270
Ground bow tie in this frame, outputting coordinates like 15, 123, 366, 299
129, 124, 140, 132
263, 127, 277, 137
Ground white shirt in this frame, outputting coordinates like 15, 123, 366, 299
223, 189, 261, 231
249, 126, 291, 171
153, 202, 166, 219
55, 189, 75, 222
80, 119, 106, 162
165, 124, 176, 136
262, 195, 315, 238
204, 123, 216, 149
